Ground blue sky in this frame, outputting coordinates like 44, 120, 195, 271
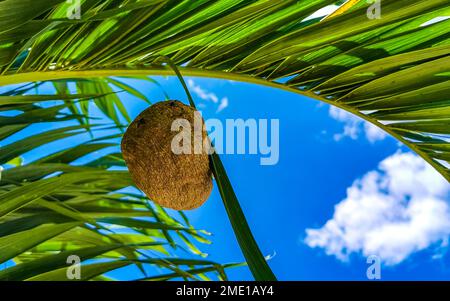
110, 76, 450, 280
2, 76, 449, 280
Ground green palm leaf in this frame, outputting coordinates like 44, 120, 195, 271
0, 0, 449, 280
0, 86, 234, 280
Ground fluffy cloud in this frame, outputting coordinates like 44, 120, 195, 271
216, 97, 229, 113
187, 79, 229, 113
305, 152, 450, 265
328, 106, 387, 143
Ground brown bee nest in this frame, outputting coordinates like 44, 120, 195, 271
121, 100, 212, 210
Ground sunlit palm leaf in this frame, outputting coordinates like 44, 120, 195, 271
0, 84, 234, 281
0, 0, 449, 280
0, 0, 447, 180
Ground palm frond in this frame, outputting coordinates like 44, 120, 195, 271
0, 0, 449, 280
0, 0, 447, 180
0, 83, 234, 281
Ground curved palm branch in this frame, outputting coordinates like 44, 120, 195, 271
0, 0, 449, 280
1, 0, 448, 180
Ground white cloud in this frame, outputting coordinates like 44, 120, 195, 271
187, 79, 219, 103
305, 151, 450, 265
329, 106, 387, 143
364, 122, 387, 143
187, 79, 229, 113
217, 97, 229, 113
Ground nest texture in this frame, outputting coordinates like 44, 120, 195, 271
121, 100, 212, 210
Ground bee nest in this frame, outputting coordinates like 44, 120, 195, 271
121, 100, 212, 210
